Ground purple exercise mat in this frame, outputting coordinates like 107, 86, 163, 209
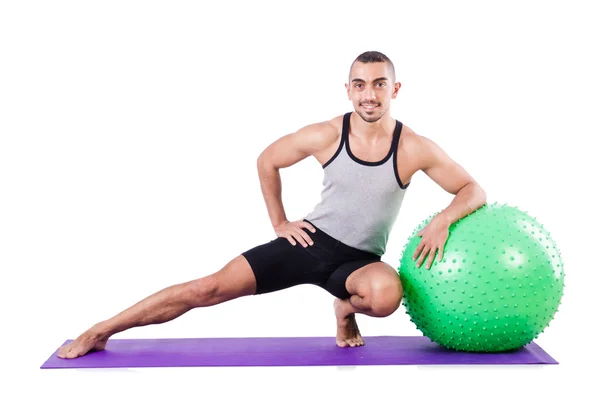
40, 336, 557, 368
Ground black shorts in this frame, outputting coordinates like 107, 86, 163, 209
241, 220, 381, 299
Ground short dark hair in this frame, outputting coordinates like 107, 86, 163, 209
349, 51, 396, 81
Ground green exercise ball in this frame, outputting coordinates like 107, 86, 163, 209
398, 202, 565, 352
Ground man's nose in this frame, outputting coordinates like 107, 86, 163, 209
363, 86, 376, 100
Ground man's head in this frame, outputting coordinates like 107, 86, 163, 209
346, 51, 400, 123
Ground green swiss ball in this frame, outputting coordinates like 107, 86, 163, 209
398, 202, 565, 352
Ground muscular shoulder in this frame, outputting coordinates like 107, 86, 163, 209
398, 124, 421, 151
399, 125, 443, 169
292, 116, 342, 155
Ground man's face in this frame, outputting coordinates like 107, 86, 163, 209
346, 61, 400, 123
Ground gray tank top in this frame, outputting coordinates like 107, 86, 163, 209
304, 112, 410, 256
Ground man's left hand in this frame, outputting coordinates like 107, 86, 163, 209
412, 215, 450, 270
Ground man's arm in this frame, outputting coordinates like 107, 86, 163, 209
412, 135, 487, 269
256, 121, 337, 229
419, 135, 487, 224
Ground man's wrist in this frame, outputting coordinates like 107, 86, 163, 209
437, 211, 453, 227
272, 219, 289, 229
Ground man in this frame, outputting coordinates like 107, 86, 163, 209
57, 51, 486, 358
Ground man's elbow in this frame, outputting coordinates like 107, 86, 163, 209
472, 182, 487, 209
461, 181, 487, 211
257, 153, 278, 172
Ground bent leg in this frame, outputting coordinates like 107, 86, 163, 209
57, 255, 257, 359
328, 261, 402, 347
344, 261, 403, 318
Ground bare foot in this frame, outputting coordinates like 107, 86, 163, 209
334, 298, 364, 347
57, 328, 108, 359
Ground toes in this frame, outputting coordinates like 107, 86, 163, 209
336, 337, 364, 348
58, 345, 80, 359
57, 346, 70, 359
349, 338, 364, 347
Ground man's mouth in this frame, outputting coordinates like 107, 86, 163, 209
361, 103, 379, 110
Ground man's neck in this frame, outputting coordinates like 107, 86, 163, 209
350, 112, 395, 141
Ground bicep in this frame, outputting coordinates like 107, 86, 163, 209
258, 133, 310, 170
258, 123, 334, 169
420, 137, 475, 194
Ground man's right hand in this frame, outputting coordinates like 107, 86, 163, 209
274, 220, 317, 248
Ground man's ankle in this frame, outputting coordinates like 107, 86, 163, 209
90, 322, 112, 339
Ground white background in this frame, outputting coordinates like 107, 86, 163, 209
1, 0, 598, 396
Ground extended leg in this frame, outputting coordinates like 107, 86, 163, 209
57, 255, 257, 359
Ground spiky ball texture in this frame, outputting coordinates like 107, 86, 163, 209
398, 202, 565, 352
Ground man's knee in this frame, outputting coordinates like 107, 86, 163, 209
185, 255, 258, 307
184, 276, 220, 306
368, 278, 403, 317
